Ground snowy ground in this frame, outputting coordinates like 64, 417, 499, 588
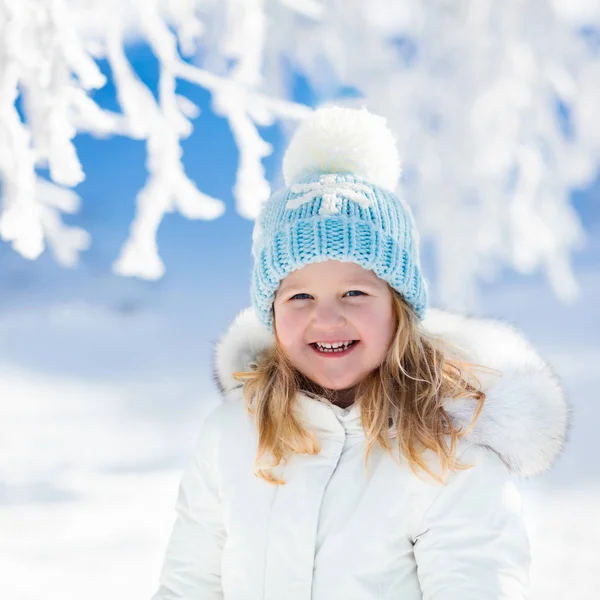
1, 265, 599, 599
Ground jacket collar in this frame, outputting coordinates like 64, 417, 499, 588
212, 307, 569, 478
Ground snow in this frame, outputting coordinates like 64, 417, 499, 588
1, 264, 599, 598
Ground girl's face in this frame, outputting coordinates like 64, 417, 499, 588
273, 260, 395, 394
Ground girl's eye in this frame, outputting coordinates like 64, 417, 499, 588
345, 290, 366, 297
289, 290, 366, 301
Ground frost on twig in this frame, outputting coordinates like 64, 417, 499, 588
0, 0, 106, 263
111, 0, 309, 277
35, 178, 91, 267
0, 0, 309, 278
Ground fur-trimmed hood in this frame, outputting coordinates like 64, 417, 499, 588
212, 307, 570, 478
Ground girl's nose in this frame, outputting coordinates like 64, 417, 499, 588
311, 303, 347, 328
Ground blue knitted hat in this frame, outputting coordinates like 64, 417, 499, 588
250, 106, 428, 330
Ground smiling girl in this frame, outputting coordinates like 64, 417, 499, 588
273, 260, 395, 409
151, 106, 569, 599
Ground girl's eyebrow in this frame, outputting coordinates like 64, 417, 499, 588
279, 278, 379, 293
277, 282, 304, 295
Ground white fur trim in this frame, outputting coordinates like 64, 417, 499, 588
213, 307, 274, 394
282, 106, 401, 191
212, 307, 570, 477
423, 309, 570, 477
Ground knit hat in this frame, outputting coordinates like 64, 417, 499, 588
250, 105, 428, 330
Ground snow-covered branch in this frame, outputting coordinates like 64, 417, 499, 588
0, 0, 106, 262
1, 0, 599, 309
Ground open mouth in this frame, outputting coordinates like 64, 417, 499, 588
310, 340, 360, 355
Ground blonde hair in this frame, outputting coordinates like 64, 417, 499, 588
233, 287, 493, 486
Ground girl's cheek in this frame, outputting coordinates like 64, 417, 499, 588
275, 311, 303, 340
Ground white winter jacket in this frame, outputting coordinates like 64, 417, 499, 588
152, 308, 569, 600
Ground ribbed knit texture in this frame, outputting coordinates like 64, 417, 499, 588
251, 171, 428, 330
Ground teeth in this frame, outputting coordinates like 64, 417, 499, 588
314, 340, 354, 353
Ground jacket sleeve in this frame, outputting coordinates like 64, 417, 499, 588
151, 407, 226, 600
412, 443, 531, 599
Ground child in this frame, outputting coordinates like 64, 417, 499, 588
151, 106, 569, 599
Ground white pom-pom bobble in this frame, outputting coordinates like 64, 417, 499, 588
282, 105, 401, 192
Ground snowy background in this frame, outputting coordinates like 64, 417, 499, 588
1, 2, 599, 599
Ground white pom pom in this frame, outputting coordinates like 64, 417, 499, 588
282, 105, 401, 191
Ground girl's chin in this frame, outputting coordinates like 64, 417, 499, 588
306, 375, 359, 392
